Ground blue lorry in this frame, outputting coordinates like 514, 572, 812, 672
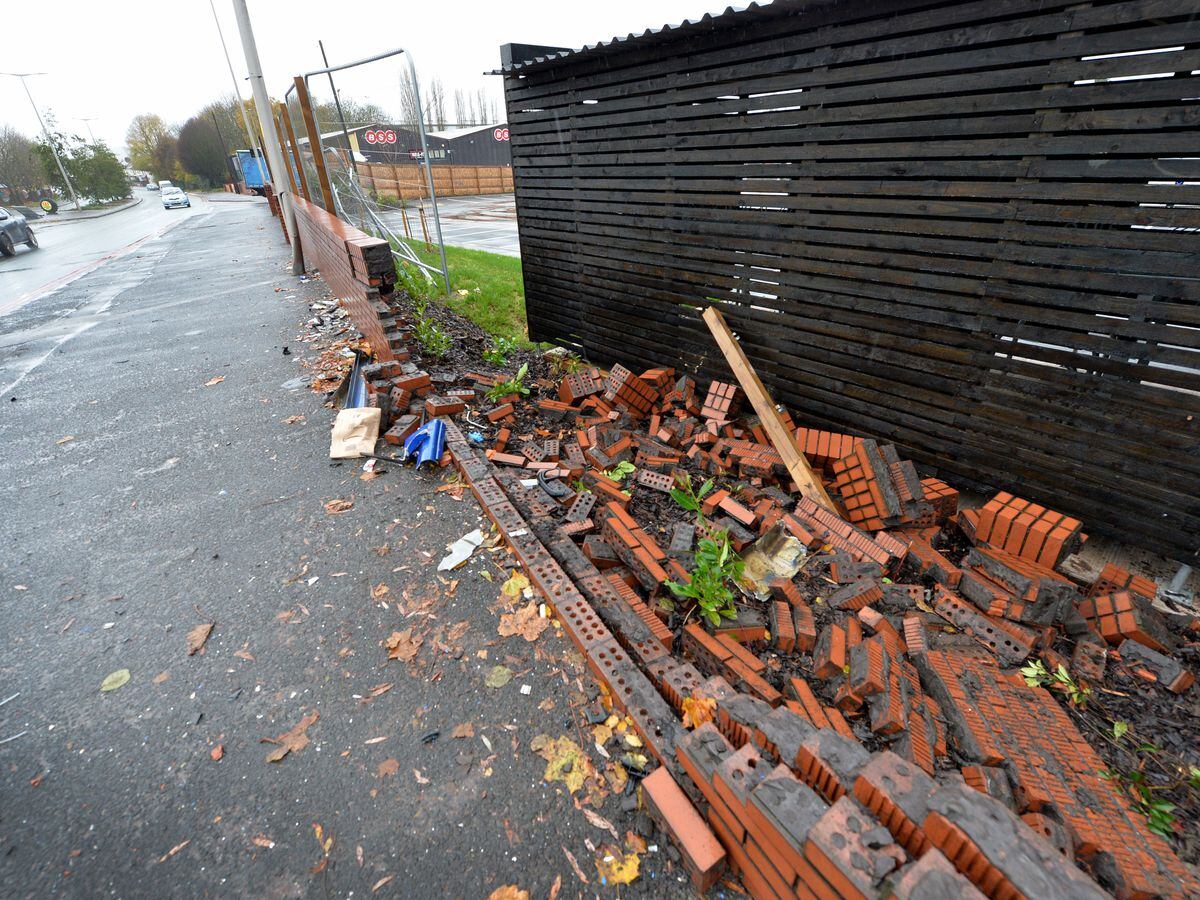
232, 150, 270, 195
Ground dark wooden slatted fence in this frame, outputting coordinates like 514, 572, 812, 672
500, 0, 1200, 562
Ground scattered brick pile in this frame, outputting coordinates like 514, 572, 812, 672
348, 325, 1198, 897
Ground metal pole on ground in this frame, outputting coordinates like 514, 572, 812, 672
2, 72, 81, 210
229, 0, 303, 275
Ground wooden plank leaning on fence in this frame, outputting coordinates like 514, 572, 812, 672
702, 305, 837, 514
293, 77, 335, 212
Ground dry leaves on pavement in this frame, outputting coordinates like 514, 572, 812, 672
204, 376, 225, 387
451, 723, 475, 739
385, 628, 423, 662
324, 498, 353, 515
210, 744, 224, 761
488, 887, 529, 900
186, 622, 214, 655
376, 758, 400, 778
262, 711, 319, 762
498, 602, 549, 642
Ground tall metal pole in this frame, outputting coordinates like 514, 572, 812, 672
209, 0, 261, 157
230, 0, 302, 275
318, 41, 358, 178
2, 72, 81, 210
406, 54, 450, 294
78, 118, 98, 143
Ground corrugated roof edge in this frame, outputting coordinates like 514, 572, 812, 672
489, 1, 805, 75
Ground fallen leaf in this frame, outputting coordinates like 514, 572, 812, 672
360, 470, 381, 481
451, 723, 475, 739
100, 669, 130, 692
488, 887, 529, 900
605, 761, 628, 794
562, 846, 589, 884
204, 376, 225, 387
210, 744, 224, 761
261, 711, 319, 762
371, 875, 396, 893
592, 723, 612, 746
624, 733, 643, 749
57, 435, 75, 445
153, 671, 170, 684
234, 647, 255, 662
549, 874, 562, 900
595, 845, 640, 886
501, 571, 530, 599
385, 628, 423, 662
251, 835, 275, 849
376, 758, 400, 778
582, 809, 620, 842
356, 845, 364, 867
413, 768, 430, 785
364, 736, 388, 745
281, 414, 306, 425
446, 620, 470, 643
498, 602, 549, 642
360, 682, 393, 703
485, 665, 512, 688
324, 498, 353, 515
186, 622, 214, 655
537, 736, 593, 794
625, 831, 648, 854
371, 582, 390, 601
538, 697, 555, 712
681, 694, 717, 730
158, 839, 190, 862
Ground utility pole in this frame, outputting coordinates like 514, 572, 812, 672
210, 110, 239, 189
209, 0, 261, 158
78, 117, 98, 143
230, 0, 303, 275
2, 72, 81, 210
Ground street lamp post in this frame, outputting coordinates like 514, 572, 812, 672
1, 72, 82, 210
78, 117, 98, 144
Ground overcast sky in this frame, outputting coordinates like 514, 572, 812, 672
2, 0, 738, 153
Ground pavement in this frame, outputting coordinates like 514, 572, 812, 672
380, 194, 520, 257
0, 193, 693, 896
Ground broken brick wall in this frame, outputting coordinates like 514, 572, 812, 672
500, 1, 1200, 562
291, 196, 403, 362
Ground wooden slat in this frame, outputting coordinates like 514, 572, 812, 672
503, 0, 1200, 562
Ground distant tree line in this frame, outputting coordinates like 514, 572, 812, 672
0, 120, 129, 205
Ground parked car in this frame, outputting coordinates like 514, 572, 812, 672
0, 206, 37, 256
162, 188, 191, 210
145, 182, 160, 191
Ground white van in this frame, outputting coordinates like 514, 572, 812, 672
158, 180, 173, 191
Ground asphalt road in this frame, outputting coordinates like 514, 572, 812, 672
380, 194, 520, 257
0, 197, 694, 897
0, 188, 212, 318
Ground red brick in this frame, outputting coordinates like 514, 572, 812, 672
641, 767, 727, 892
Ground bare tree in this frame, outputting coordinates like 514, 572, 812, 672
427, 78, 447, 129
453, 89, 467, 126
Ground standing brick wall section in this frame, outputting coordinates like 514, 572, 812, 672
291, 196, 403, 362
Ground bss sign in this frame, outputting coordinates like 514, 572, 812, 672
493, 127, 510, 142
364, 129, 397, 144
